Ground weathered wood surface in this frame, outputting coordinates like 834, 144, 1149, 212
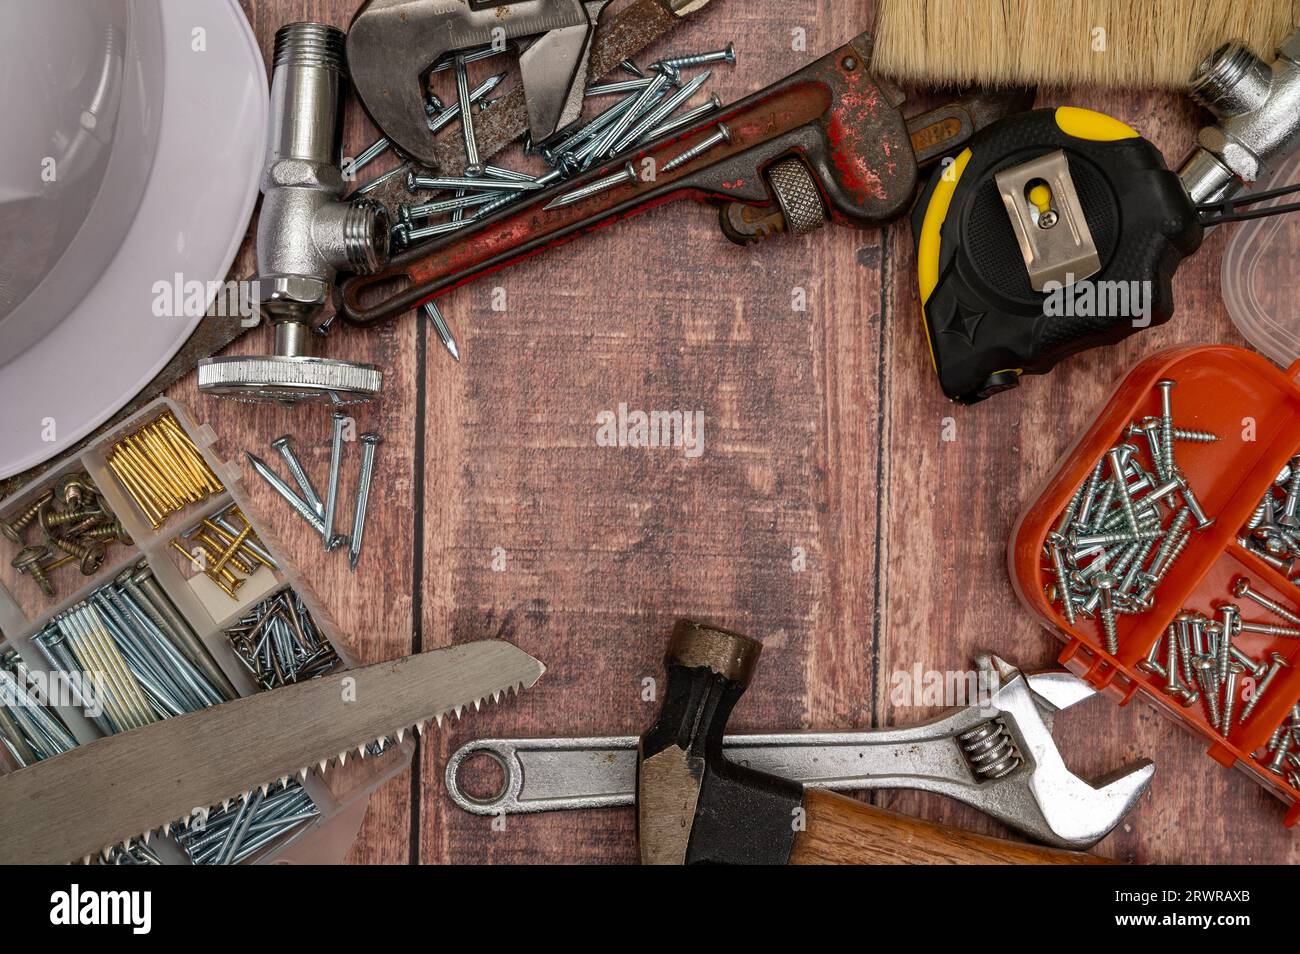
163, 0, 1300, 863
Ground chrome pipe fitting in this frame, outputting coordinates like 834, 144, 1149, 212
1178, 28, 1300, 204
199, 22, 387, 403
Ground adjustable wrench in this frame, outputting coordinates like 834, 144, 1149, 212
445, 655, 1154, 850
338, 32, 1034, 326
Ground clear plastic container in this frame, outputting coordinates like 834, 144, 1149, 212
0, 397, 410, 863
1222, 152, 1300, 368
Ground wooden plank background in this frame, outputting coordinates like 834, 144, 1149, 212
168, 0, 1300, 863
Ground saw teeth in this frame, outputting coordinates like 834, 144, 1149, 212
395, 727, 405, 744
299, 767, 309, 781
338, 750, 348, 766
319, 759, 328, 773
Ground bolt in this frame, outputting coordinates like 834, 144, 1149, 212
661, 122, 733, 173
1095, 572, 1119, 654
1072, 528, 1164, 548
1281, 456, 1300, 528
660, 42, 737, 70
11, 545, 55, 597
1176, 474, 1215, 529
50, 535, 106, 574
1231, 576, 1300, 625
324, 414, 347, 551
1220, 661, 1245, 737
43, 505, 106, 529
1164, 622, 1181, 692
1175, 615, 1196, 687
1154, 379, 1176, 481
1194, 657, 1222, 727
1239, 652, 1290, 724
1048, 533, 1076, 625
348, 434, 383, 572
1230, 645, 1268, 679
1239, 620, 1300, 638
1266, 730, 1292, 773
1217, 604, 1239, 682
1172, 428, 1219, 443
271, 435, 325, 519
1, 490, 53, 543
210, 511, 278, 570
54, 474, 91, 509
1151, 522, 1193, 585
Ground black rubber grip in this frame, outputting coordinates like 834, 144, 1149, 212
911, 109, 1203, 405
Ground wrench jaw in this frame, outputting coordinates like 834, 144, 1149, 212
991, 667, 1155, 849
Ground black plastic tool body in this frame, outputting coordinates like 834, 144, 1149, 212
913, 109, 1203, 404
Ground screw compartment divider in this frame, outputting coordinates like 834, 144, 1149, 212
0, 397, 411, 863
1011, 345, 1300, 825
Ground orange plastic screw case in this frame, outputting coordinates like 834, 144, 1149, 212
1011, 344, 1300, 825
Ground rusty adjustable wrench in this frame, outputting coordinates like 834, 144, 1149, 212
445, 655, 1154, 850
338, 32, 1033, 326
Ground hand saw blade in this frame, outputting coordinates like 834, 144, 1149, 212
0, 641, 544, 864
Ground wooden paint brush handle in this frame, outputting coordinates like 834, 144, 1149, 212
789, 790, 1117, 865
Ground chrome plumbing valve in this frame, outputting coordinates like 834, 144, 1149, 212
1179, 27, 1300, 204
199, 22, 388, 404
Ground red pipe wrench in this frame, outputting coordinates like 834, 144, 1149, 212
339, 32, 1032, 326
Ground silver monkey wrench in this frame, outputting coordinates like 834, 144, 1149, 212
445, 655, 1154, 849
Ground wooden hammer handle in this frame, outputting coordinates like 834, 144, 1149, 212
789, 789, 1116, 865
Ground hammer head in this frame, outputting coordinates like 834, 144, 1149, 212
637, 620, 803, 865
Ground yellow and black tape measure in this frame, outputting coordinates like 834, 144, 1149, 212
911, 107, 1203, 405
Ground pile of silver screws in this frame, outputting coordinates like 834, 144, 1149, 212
1258, 706, 1300, 788
1047, 379, 1217, 652
247, 424, 382, 573
342, 42, 736, 360
3, 472, 130, 600
1139, 591, 1296, 736
0, 647, 78, 766
224, 590, 339, 690
1241, 455, 1300, 578
29, 560, 234, 734
175, 781, 319, 865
